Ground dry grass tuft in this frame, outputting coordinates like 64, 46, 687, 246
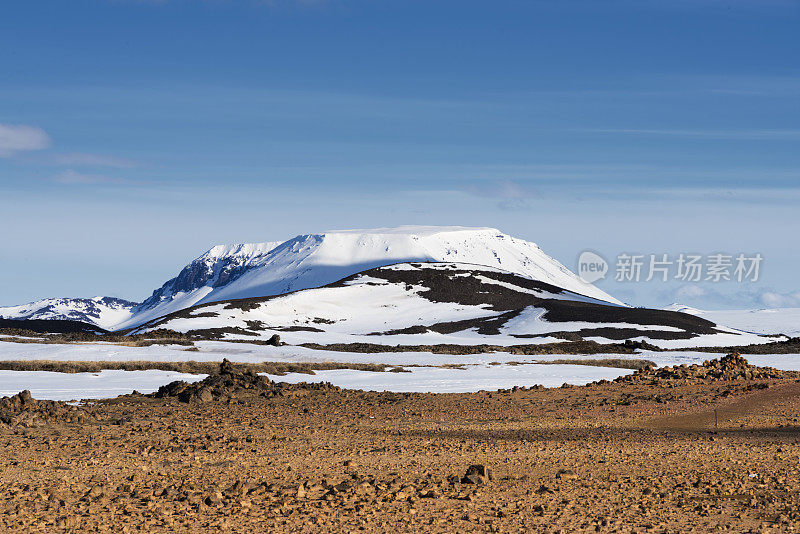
0, 360, 389, 376
534, 358, 656, 370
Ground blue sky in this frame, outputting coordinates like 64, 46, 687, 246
1, 0, 799, 309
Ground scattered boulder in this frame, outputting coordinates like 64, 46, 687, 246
266, 334, 282, 346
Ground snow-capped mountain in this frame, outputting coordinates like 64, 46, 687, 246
1, 227, 623, 331
120, 226, 622, 329
134, 262, 774, 349
0, 297, 137, 330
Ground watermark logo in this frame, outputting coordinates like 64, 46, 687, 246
577, 251, 763, 283
577, 250, 609, 283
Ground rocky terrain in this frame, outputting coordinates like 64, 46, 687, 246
615, 352, 800, 384
2, 355, 800, 532
151, 358, 340, 403
0, 390, 92, 428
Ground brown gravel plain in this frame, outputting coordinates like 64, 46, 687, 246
3, 355, 800, 533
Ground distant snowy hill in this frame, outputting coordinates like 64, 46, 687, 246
664, 304, 800, 337
0, 297, 136, 330
120, 226, 622, 329
134, 262, 774, 349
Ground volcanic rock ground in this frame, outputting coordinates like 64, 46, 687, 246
3, 357, 800, 533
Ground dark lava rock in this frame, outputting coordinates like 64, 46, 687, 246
617, 352, 799, 384
153, 358, 339, 403
0, 390, 90, 427
622, 339, 661, 351
154, 358, 275, 403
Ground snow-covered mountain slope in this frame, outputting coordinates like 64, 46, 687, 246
134, 262, 775, 349
664, 304, 800, 337
121, 226, 621, 329
0, 297, 136, 330
125, 241, 283, 328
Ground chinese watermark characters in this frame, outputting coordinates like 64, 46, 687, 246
613, 253, 762, 283
577, 251, 763, 284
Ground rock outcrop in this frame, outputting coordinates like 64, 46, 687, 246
0, 390, 90, 427
617, 353, 799, 384
152, 358, 338, 403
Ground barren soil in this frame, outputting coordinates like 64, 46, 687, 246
3, 358, 800, 533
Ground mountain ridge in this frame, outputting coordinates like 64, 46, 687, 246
0, 297, 137, 331
131, 261, 773, 350
117, 226, 623, 329
2, 226, 623, 331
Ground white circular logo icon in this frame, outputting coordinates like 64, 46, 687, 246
577, 251, 608, 283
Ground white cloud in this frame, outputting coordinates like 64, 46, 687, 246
0, 124, 51, 157
759, 290, 800, 308
53, 153, 138, 168
53, 170, 128, 185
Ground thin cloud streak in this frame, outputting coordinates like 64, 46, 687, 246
581, 128, 800, 140
53, 153, 139, 168
53, 170, 129, 185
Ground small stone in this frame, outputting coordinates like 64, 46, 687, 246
205, 490, 223, 506
465, 464, 492, 481
556, 469, 577, 480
